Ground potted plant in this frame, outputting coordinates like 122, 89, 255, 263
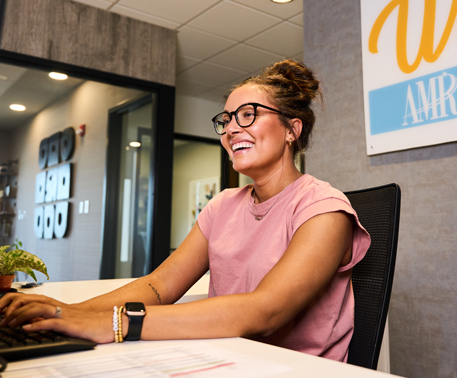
0, 240, 49, 292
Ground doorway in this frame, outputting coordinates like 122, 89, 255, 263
101, 95, 156, 278
170, 134, 239, 253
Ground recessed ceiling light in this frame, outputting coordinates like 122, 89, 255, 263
130, 142, 141, 147
49, 72, 68, 80
271, 0, 293, 3
10, 104, 26, 111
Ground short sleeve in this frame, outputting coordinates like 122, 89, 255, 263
196, 190, 224, 241
292, 197, 371, 273
196, 201, 213, 241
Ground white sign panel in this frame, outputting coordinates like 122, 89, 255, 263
361, 0, 457, 155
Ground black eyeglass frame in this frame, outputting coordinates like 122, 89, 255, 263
212, 102, 285, 135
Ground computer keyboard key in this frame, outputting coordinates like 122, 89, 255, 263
1, 337, 22, 347
12, 332, 30, 341
24, 338, 39, 346
37, 337, 53, 344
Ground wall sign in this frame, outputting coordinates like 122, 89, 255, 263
34, 127, 75, 239
361, 0, 457, 155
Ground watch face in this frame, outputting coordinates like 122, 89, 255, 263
125, 302, 146, 313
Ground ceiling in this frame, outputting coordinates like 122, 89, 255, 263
0, 63, 84, 129
72, 0, 304, 102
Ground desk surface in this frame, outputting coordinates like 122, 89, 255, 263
6, 277, 401, 378
12, 274, 211, 304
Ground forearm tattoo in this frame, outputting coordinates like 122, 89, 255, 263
149, 284, 162, 304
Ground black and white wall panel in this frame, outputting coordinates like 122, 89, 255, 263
34, 128, 75, 239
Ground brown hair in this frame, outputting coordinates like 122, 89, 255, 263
231, 59, 322, 156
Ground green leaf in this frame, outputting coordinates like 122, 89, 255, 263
14, 267, 37, 282
0, 249, 49, 280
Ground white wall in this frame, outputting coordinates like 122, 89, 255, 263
174, 94, 222, 140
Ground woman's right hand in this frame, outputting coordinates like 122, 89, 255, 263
0, 293, 69, 327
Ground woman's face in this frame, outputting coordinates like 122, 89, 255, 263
221, 85, 291, 179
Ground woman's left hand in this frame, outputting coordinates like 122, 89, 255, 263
5, 302, 114, 344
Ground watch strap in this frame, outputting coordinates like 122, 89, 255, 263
125, 314, 144, 341
124, 303, 145, 341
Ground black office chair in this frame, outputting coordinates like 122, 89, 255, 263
344, 183, 401, 370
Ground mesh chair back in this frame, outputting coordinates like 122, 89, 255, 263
345, 183, 401, 370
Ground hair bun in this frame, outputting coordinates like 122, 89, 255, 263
263, 60, 321, 105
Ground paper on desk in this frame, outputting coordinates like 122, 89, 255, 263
3, 342, 292, 378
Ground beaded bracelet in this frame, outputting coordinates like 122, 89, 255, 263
113, 306, 124, 343
117, 306, 124, 343
113, 306, 119, 342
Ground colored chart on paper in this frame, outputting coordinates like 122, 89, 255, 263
3, 342, 292, 378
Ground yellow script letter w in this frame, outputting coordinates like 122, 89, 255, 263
369, 0, 457, 73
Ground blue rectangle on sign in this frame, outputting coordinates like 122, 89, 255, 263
369, 66, 457, 135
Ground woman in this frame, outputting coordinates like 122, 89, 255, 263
0, 60, 370, 362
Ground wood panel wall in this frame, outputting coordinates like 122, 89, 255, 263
0, 0, 176, 86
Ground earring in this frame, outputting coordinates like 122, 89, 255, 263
288, 138, 293, 146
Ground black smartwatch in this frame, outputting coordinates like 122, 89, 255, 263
124, 302, 146, 341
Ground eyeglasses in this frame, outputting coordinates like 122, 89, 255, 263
212, 102, 284, 135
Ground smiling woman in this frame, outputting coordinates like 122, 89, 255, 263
0, 60, 370, 364
196, 61, 370, 360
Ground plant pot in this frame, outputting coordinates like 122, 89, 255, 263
0, 274, 15, 292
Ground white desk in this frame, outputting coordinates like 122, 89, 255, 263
11, 275, 211, 305
5, 277, 402, 377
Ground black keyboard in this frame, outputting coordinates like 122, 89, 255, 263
0, 326, 96, 362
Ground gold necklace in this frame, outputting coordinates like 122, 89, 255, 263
250, 174, 301, 221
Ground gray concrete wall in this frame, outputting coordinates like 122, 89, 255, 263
302, 1, 457, 377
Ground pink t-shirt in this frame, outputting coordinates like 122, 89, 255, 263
197, 174, 370, 362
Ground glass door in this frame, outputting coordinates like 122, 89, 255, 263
102, 95, 157, 278
131, 129, 152, 277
